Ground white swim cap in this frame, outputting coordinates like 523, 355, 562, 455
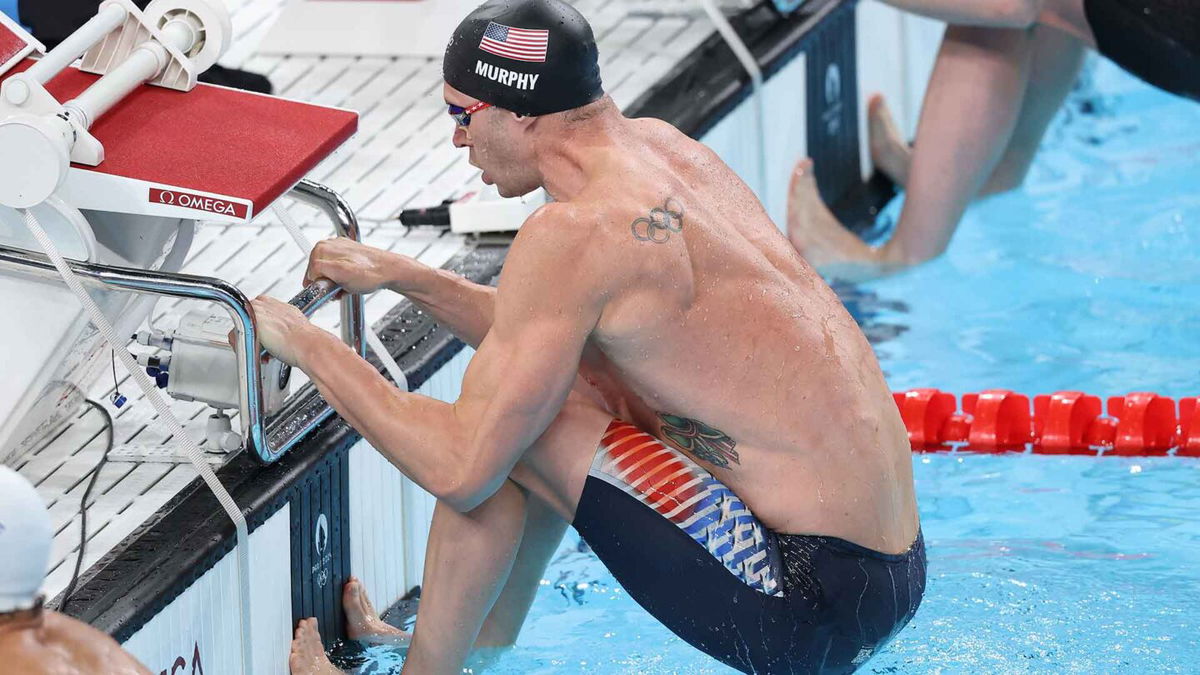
0, 466, 52, 613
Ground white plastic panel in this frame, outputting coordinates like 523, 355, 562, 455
701, 52, 808, 232
120, 505, 292, 675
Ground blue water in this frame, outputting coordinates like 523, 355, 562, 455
351, 59, 1200, 672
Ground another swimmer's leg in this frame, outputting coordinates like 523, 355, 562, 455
868, 93, 912, 187
980, 24, 1085, 196
871, 25, 1084, 195
402, 480, 529, 675
790, 25, 1036, 280
886, 26, 1035, 265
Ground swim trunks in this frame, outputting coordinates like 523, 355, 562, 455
571, 420, 927, 674
1084, 0, 1200, 101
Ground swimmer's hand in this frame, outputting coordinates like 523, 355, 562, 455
304, 238, 419, 295
250, 295, 323, 368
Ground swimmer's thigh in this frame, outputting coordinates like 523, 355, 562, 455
506, 385, 616, 521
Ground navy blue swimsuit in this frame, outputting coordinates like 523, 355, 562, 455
1084, 0, 1200, 101
572, 421, 926, 674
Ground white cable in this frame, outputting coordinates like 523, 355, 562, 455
697, 0, 769, 208
22, 208, 255, 675
273, 205, 410, 393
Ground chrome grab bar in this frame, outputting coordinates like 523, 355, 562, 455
0, 178, 365, 463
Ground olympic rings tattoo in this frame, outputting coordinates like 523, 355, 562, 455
631, 198, 684, 244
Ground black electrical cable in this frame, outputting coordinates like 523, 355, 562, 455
58, 398, 113, 614
58, 351, 121, 614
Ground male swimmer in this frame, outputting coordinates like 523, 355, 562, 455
260, 1, 924, 673
789, 0, 1200, 280
0, 467, 151, 674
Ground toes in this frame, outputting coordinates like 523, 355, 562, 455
295, 617, 320, 640
789, 159, 816, 196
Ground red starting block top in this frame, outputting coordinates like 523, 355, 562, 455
2, 60, 358, 221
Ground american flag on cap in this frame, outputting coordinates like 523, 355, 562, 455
478, 21, 549, 63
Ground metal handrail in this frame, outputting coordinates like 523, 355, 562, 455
290, 178, 367, 359
0, 179, 364, 463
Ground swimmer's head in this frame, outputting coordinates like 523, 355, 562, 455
443, 0, 607, 197
444, 0, 603, 117
0, 467, 52, 614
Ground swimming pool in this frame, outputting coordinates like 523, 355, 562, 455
343, 57, 1200, 673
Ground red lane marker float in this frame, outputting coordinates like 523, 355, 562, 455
1180, 398, 1200, 457
1033, 391, 1102, 455
892, 389, 955, 452
1108, 393, 1176, 455
961, 390, 1031, 453
892, 389, 1196, 456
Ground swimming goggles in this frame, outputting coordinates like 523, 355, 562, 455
448, 101, 493, 127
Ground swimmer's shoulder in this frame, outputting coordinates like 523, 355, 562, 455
629, 115, 722, 164
508, 202, 622, 282
518, 198, 644, 251
39, 611, 152, 674
510, 198, 665, 290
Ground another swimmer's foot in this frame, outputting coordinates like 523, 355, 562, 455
787, 159, 871, 271
344, 576, 412, 646
867, 94, 911, 187
289, 618, 342, 675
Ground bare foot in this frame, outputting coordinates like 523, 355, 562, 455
344, 576, 412, 646
289, 618, 342, 675
787, 159, 875, 272
868, 94, 912, 187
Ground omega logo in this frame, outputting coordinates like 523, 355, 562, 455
148, 188, 248, 219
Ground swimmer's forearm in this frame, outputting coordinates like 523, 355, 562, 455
385, 260, 496, 348
298, 328, 474, 501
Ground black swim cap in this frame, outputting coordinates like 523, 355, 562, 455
443, 0, 604, 117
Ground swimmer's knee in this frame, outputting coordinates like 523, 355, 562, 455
980, 171, 1026, 198
988, 0, 1042, 28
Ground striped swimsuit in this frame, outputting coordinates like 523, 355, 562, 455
571, 420, 926, 674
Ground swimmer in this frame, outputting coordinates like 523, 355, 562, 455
0, 466, 151, 674
789, 0, 1200, 280
259, 1, 924, 672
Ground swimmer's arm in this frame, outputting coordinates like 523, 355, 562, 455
385, 263, 496, 349
387, 266, 619, 383
297, 209, 607, 512
304, 238, 496, 348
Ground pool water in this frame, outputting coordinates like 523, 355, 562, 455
349, 58, 1200, 673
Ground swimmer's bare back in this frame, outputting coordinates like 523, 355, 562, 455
552, 117, 918, 553
0, 610, 151, 674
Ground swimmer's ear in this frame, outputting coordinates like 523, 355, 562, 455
510, 112, 536, 128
